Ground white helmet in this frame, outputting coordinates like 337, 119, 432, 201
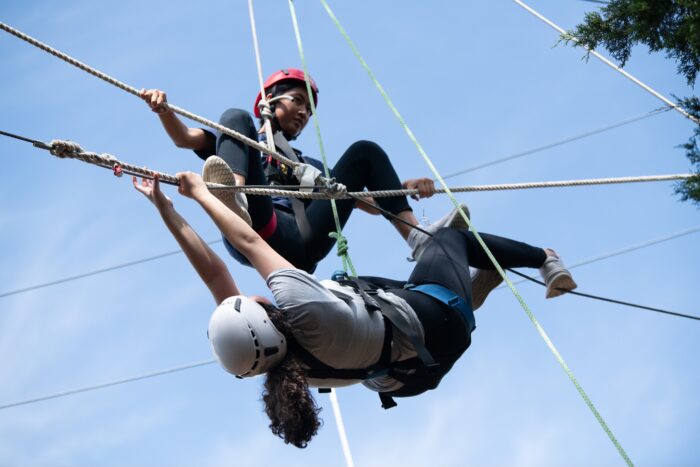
208, 296, 287, 377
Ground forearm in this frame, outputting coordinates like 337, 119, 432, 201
194, 190, 293, 278
157, 203, 239, 301
158, 111, 208, 150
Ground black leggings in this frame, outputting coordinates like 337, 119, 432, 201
385, 228, 546, 397
215, 108, 412, 272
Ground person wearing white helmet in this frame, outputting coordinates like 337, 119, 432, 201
134, 167, 576, 448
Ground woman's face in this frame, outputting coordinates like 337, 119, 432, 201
269, 85, 312, 138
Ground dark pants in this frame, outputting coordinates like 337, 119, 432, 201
215, 108, 412, 272
385, 228, 546, 397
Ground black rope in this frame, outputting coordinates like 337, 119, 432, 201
349, 194, 699, 323
0, 240, 222, 299
5, 128, 694, 322
0, 129, 52, 150
507, 269, 700, 322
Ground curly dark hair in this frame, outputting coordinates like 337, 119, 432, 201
261, 304, 322, 448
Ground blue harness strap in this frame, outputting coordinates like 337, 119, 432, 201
408, 284, 476, 332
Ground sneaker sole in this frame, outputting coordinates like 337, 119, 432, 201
202, 156, 252, 227
471, 268, 503, 311
546, 272, 578, 299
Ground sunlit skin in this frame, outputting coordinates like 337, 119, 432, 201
266, 86, 312, 138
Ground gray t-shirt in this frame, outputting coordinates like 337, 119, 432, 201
266, 268, 425, 392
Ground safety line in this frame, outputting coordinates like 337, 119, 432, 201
441, 106, 671, 180
500, 225, 700, 288
320, 1, 633, 464
0, 360, 216, 411
0, 21, 317, 176
8, 129, 691, 199
508, 269, 700, 321
287, 3, 356, 466
354, 194, 700, 322
0, 240, 222, 299
288, 0, 357, 277
247, 0, 277, 155
329, 390, 355, 467
512, 0, 698, 125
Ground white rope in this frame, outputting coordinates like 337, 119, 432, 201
247, 0, 277, 154
329, 390, 355, 467
47, 139, 695, 198
0, 360, 217, 411
441, 106, 671, 180
511, 0, 699, 125
0, 21, 306, 172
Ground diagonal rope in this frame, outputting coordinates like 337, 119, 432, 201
0, 360, 216, 411
508, 269, 700, 321
441, 106, 671, 180
511, 0, 698, 125
0, 21, 319, 176
247, 0, 277, 155
288, 0, 356, 277
320, 1, 633, 464
2, 225, 696, 411
0, 239, 221, 299
287, 3, 356, 466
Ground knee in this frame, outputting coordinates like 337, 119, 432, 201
345, 140, 391, 164
219, 108, 255, 134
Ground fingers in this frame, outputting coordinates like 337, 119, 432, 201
140, 89, 168, 113
418, 178, 435, 199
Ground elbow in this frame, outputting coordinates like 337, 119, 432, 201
173, 139, 191, 149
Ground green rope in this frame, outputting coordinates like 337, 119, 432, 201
288, 0, 357, 277
319, 1, 633, 465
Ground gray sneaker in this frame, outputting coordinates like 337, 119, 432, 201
411, 203, 471, 261
471, 268, 503, 311
202, 156, 252, 227
539, 250, 577, 298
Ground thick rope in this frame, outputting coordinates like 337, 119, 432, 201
288, 0, 357, 277
320, 1, 633, 464
0, 21, 320, 177
42, 138, 697, 199
512, 0, 699, 125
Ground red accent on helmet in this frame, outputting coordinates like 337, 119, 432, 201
253, 68, 319, 118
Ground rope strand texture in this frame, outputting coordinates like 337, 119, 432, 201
0, 21, 315, 176
47, 139, 694, 198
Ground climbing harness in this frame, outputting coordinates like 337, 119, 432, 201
291, 271, 476, 410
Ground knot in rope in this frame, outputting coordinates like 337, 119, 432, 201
50, 140, 83, 159
257, 99, 274, 120
329, 231, 349, 257
323, 179, 347, 198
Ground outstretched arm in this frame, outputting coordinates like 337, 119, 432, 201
176, 172, 294, 280
139, 89, 210, 150
133, 175, 239, 305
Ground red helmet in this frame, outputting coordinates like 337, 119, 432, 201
253, 68, 319, 118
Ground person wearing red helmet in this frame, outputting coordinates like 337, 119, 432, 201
140, 68, 455, 274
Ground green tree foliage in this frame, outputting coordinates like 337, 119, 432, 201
567, 0, 700, 206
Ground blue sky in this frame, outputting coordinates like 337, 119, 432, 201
1, 1, 699, 466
